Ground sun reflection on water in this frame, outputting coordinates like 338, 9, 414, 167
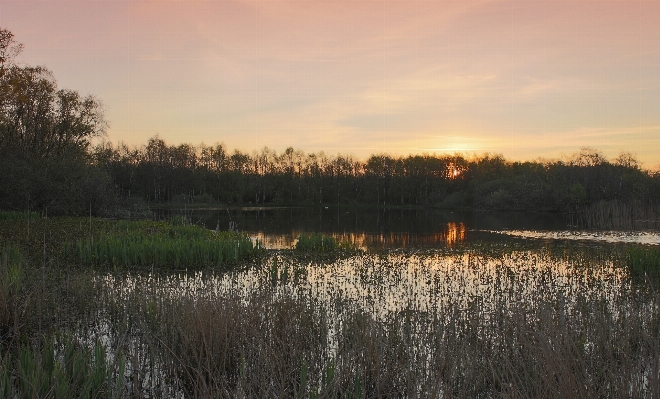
249, 222, 467, 250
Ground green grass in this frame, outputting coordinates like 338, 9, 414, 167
0, 334, 125, 399
629, 246, 660, 277
64, 222, 257, 269
0, 211, 39, 221
295, 233, 357, 253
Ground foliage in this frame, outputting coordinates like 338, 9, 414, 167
0, 211, 39, 221
295, 233, 338, 252
629, 246, 660, 278
294, 233, 357, 253
64, 221, 256, 269
0, 335, 125, 399
93, 135, 660, 217
0, 245, 23, 347
0, 27, 116, 216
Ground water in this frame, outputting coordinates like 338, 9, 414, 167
157, 206, 660, 248
92, 208, 660, 396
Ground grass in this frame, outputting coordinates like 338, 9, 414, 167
0, 334, 125, 399
65, 226, 255, 270
0, 211, 40, 221
0, 213, 659, 397
578, 199, 660, 230
629, 245, 660, 278
101, 249, 658, 398
0, 215, 259, 270
295, 233, 356, 253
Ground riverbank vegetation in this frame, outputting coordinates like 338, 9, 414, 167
1, 216, 659, 397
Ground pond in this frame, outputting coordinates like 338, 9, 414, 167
156, 206, 660, 248
89, 207, 659, 397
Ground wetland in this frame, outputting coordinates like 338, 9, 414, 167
2, 208, 659, 398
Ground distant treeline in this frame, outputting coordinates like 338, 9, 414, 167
1, 26, 659, 217
93, 138, 660, 214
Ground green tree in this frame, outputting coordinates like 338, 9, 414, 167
0, 28, 115, 215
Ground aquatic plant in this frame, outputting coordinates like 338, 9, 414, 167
629, 245, 660, 278
0, 246, 23, 347
295, 233, 356, 253
2, 214, 659, 398
0, 334, 125, 399
66, 227, 255, 269
295, 233, 338, 252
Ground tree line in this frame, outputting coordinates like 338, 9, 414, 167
93, 138, 660, 213
1, 27, 659, 216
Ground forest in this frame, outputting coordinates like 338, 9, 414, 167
1, 27, 659, 218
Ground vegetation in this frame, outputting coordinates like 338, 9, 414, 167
1, 25, 660, 399
3, 229, 659, 397
2, 27, 659, 226
629, 246, 660, 278
66, 225, 256, 270
295, 233, 338, 252
95, 139, 660, 217
1, 335, 125, 399
0, 29, 116, 217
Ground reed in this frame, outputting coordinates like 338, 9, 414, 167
65, 223, 256, 269
578, 199, 660, 230
629, 246, 660, 278
87, 245, 658, 398
295, 233, 357, 253
0, 334, 125, 399
2, 214, 659, 398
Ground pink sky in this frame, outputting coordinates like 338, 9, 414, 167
2, 0, 659, 168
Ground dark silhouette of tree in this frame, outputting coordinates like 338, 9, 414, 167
0, 28, 114, 215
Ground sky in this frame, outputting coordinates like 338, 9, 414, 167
1, 0, 659, 168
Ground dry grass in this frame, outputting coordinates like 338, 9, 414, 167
1, 216, 659, 398
92, 247, 660, 398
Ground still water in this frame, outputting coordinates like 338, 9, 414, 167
157, 206, 659, 248
97, 208, 658, 396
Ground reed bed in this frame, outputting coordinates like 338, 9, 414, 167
90, 244, 659, 398
1, 214, 659, 398
0, 334, 125, 399
295, 233, 357, 253
63, 223, 257, 269
0, 211, 39, 221
296, 233, 339, 252
578, 199, 660, 230
629, 246, 660, 278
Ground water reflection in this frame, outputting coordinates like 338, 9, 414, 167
156, 207, 572, 249
100, 245, 628, 323
250, 222, 467, 249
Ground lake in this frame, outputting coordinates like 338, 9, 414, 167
87, 207, 658, 396
157, 206, 660, 248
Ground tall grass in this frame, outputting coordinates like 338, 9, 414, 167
0, 246, 23, 347
65, 223, 257, 269
2, 213, 659, 397
0, 211, 39, 221
0, 334, 125, 398
90, 246, 659, 398
629, 246, 660, 278
295, 233, 357, 252
578, 199, 660, 230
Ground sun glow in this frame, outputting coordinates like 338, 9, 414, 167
446, 162, 465, 179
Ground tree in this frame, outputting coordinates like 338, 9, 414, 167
0, 27, 114, 215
